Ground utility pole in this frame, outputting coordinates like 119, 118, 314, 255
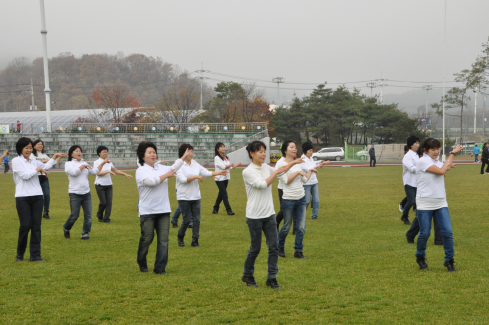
473, 88, 478, 133
30, 78, 36, 111
442, 0, 447, 161
39, 0, 52, 132
366, 81, 378, 97
376, 73, 388, 104
272, 76, 285, 106
194, 62, 208, 110
423, 84, 434, 130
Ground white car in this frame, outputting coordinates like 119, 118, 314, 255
312, 147, 345, 161
356, 149, 368, 158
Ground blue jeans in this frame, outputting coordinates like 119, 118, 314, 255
63, 193, 92, 235
137, 213, 170, 273
39, 175, 50, 214
244, 215, 279, 279
177, 200, 201, 242
278, 196, 307, 252
304, 183, 319, 219
416, 207, 454, 262
171, 205, 193, 227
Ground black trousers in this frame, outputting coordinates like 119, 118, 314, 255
16, 195, 44, 259
406, 215, 443, 245
4, 163, 9, 173
95, 184, 113, 221
213, 180, 232, 212
370, 156, 376, 167
481, 158, 489, 174
275, 189, 296, 232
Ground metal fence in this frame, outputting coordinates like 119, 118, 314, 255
7, 122, 267, 135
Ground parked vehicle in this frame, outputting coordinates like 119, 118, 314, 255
356, 149, 368, 158
312, 147, 345, 161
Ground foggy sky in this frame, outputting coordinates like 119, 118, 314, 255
1, 0, 488, 107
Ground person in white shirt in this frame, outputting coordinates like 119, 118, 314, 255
94, 146, 133, 223
30, 139, 62, 220
63, 145, 109, 241
414, 138, 462, 272
135, 141, 191, 274
241, 140, 301, 289
300, 142, 329, 220
12, 138, 66, 262
212, 142, 241, 215
403, 137, 442, 245
276, 140, 316, 259
176, 143, 227, 248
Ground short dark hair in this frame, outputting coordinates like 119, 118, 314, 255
421, 138, 441, 153
68, 145, 83, 161
215, 142, 228, 160
179, 143, 194, 158
302, 142, 313, 153
16, 137, 33, 156
137, 141, 157, 166
406, 135, 420, 149
280, 140, 296, 156
246, 140, 267, 159
32, 139, 45, 157
97, 146, 109, 157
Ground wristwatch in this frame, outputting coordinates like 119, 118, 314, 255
449, 151, 454, 156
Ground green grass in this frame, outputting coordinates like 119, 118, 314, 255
1, 165, 489, 324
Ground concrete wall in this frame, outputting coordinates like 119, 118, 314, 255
227, 137, 270, 165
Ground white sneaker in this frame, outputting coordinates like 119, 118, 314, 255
399, 204, 403, 212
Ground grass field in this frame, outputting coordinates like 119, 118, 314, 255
1, 164, 489, 324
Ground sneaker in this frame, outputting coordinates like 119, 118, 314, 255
178, 236, 185, 247
242, 276, 258, 287
43, 212, 51, 220
399, 203, 403, 213
311, 217, 318, 220
63, 227, 70, 239
29, 257, 45, 262
16, 255, 24, 262
172, 223, 178, 228
407, 237, 415, 244
278, 247, 285, 258
191, 239, 200, 247
188, 224, 193, 228
227, 211, 236, 216
81, 234, 90, 240
212, 209, 219, 214
401, 217, 411, 225
153, 270, 167, 275
444, 258, 456, 272
416, 256, 429, 270
98, 218, 104, 222
294, 251, 306, 259
139, 266, 149, 272
266, 278, 280, 289
103, 219, 111, 223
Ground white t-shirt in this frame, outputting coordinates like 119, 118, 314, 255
402, 150, 419, 187
214, 155, 232, 181
94, 158, 115, 186
276, 159, 307, 200
300, 154, 320, 185
242, 162, 275, 219
30, 152, 51, 176
416, 156, 448, 210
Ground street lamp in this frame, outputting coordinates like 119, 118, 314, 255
473, 88, 477, 134
423, 84, 434, 130
272, 77, 285, 106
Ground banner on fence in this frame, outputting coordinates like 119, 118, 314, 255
0, 125, 10, 134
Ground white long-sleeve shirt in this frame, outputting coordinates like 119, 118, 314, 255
93, 158, 115, 186
214, 155, 232, 181
276, 159, 308, 200
276, 157, 285, 190
12, 156, 57, 197
65, 159, 100, 194
300, 154, 321, 185
176, 160, 213, 201
402, 150, 419, 187
242, 162, 275, 219
136, 159, 184, 215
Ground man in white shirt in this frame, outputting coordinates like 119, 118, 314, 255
175, 144, 227, 247
94, 146, 133, 223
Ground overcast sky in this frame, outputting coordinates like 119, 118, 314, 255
1, 0, 488, 105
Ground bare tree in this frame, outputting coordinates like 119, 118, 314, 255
92, 82, 140, 122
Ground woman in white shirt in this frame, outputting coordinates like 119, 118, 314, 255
30, 139, 62, 220
63, 145, 109, 241
300, 142, 329, 220
241, 140, 301, 289
94, 146, 133, 223
276, 140, 315, 259
175, 143, 227, 248
135, 141, 190, 274
12, 138, 66, 262
415, 138, 461, 272
212, 142, 241, 215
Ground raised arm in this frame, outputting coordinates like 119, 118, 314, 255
0, 150, 7, 161
426, 145, 462, 175
111, 167, 133, 179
